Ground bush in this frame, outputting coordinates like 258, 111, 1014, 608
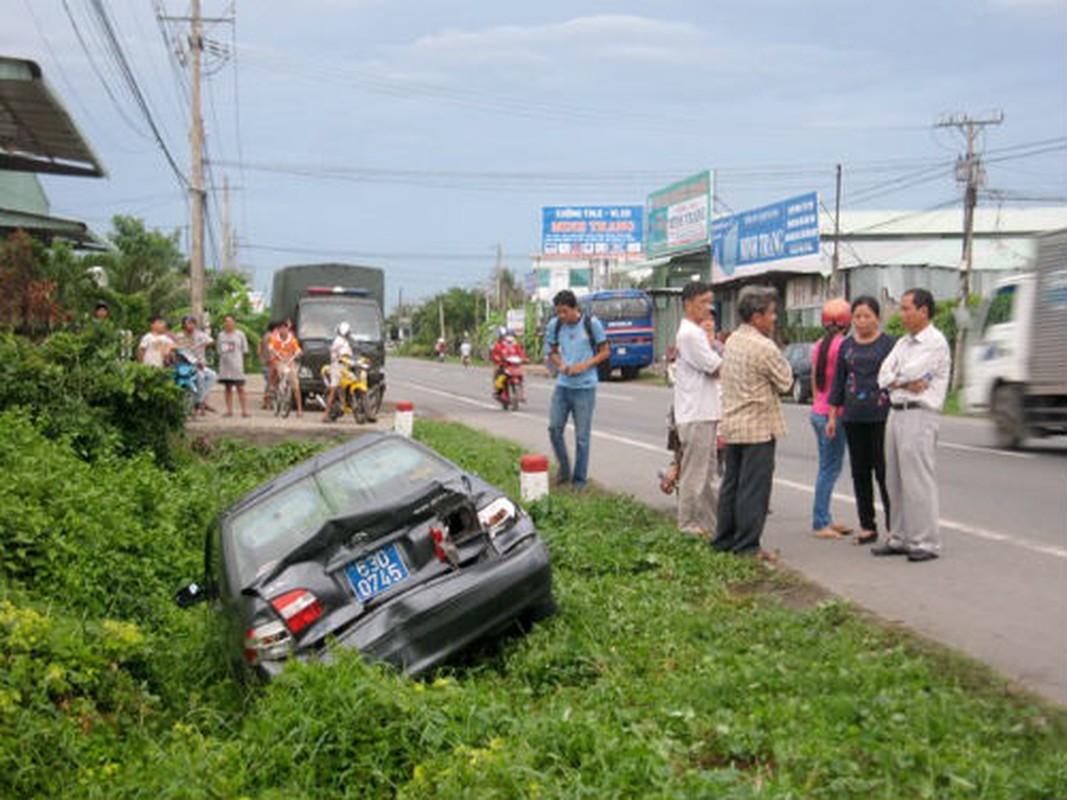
0, 330, 187, 464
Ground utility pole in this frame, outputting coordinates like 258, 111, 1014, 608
221, 175, 232, 272
936, 110, 1003, 389
189, 0, 205, 318
438, 297, 446, 341
831, 163, 842, 296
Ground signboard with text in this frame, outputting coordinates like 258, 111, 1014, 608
541, 205, 644, 256
646, 170, 713, 257
712, 191, 822, 282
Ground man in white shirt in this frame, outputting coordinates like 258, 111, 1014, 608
672, 281, 723, 537
137, 316, 174, 367
874, 288, 951, 562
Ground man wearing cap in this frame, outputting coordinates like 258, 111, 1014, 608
174, 315, 217, 415
873, 288, 951, 562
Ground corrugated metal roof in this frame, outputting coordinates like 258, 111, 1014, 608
822, 206, 1067, 238
0, 56, 106, 177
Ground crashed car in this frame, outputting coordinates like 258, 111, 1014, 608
175, 432, 556, 679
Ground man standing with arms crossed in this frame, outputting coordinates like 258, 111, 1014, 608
712, 286, 794, 561
873, 287, 951, 562
546, 290, 609, 491
673, 281, 723, 537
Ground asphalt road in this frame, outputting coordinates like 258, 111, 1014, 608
386, 356, 1067, 706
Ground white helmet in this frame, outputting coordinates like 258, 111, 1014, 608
337, 321, 351, 337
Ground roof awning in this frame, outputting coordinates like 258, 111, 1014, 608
0, 56, 106, 178
0, 204, 107, 249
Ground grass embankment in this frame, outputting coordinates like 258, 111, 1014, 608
0, 414, 1062, 798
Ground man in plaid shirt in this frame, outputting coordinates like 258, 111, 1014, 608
712, 286, 794, 561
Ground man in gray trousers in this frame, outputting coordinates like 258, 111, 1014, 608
873, 287, 951, 562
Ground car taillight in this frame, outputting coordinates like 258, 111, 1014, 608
244, 620, 292, 665
270, 589, 324, 634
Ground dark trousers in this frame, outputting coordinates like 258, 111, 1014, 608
713, 440, 776, 555
842, 420, 890, 534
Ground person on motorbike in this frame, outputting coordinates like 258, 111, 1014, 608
492, 329, 528, 403
460, 337, 472, 367
268, 320, 303, 418
174, 314, 217, 415
322, 321, 354, 422
434, 337, 447, 361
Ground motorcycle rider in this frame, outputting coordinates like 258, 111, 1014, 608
322, 321, 354, 422
491, 328, 528, 402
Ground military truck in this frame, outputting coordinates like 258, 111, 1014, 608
270, 263, 386, 411
964, 229, 1067, 448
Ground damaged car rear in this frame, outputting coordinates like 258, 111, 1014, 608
175, 432, 556, 679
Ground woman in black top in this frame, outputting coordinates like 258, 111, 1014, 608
827, 296, 896, 546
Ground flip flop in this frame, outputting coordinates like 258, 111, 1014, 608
830, 523, 854, 535
814, 528, 842, 539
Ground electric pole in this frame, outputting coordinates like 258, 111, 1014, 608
222, 175, 232, 272
831, 163, 842, 296
936, 110, 1003, 388
189, 0, 205, 318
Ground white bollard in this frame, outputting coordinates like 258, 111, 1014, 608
520, 454, 550, 503
394, 400, 414, 437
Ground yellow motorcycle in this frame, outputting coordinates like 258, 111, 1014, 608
321, 353, 382, 424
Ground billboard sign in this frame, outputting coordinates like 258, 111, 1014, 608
646, 170, 713, 256
542, 205, 644, 256
712, 191, 822, 281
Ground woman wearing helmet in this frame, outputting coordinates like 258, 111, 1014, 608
810, 298, 853, 539
322, 321, 354, 422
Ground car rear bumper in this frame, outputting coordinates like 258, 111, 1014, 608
316, 536, 554, 675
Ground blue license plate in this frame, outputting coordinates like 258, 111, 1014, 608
345, 543, 410, 603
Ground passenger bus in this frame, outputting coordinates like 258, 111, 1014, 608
580, 289, 655, 381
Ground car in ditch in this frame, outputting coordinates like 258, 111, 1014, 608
175, 432, 556, 679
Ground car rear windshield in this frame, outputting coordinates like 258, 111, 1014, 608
227, 438, 454, 586
588, 297, 650, 321
299, 301, 381, 341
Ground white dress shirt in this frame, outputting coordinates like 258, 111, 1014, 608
673, 318, 723, 424
877, 323, 951, 412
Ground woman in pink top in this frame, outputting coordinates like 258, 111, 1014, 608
810, 298, 852, 539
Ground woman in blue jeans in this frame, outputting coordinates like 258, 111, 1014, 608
810, 298, 852, 539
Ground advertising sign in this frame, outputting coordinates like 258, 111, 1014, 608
712, 192, 822, 282
542, 205, 644, 256
646, 170, 713, 256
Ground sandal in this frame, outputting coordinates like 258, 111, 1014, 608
854, 530, 877, 546
830, 523, 854, 535
814, 528, 842, 539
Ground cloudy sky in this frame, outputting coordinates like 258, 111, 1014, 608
6, 0, 1066, 306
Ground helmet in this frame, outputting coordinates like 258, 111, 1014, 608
496, 326, 507, 340
337, 321, 351, 337
821, 298, 852, 328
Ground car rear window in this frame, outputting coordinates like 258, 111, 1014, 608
227, 438, 455, 586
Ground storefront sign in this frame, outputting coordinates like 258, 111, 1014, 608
542, 205, 644, 255
712, 191, 822, 281
646, 171, 713, 256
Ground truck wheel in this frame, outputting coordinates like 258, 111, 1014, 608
621, 366, 639, 381
597, 363, 612, 382
992, 384, 1025, 449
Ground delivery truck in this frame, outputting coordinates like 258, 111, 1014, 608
963, 229, 1067, 448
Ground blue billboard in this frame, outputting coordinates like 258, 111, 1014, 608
542, 205, 644, 256
712, 192, 821, 280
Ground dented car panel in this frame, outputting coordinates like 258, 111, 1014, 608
184, 432, 556, 679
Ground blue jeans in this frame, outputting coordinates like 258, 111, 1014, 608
548, 386, 597, 488
810, 411, 846, 530
194, 367, 217, 407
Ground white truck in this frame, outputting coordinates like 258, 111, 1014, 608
963, 228, 1067, 448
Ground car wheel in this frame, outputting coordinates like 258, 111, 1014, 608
992, 383, 1025, 449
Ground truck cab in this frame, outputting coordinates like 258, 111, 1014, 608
963, 274, 1033, 416
294, 288, 385, 406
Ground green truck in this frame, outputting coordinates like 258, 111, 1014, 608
270, 263, 386, 411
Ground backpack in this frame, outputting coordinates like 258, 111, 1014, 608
547, 312, 601, 354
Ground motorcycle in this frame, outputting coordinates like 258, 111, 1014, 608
172, 348, 199, 416
494, 354, 525, 411
321, 353, 384, 424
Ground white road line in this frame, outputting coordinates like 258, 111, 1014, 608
774, 477, 1066, 560
394, 377, 1064, 560
940, 441, 1033, 459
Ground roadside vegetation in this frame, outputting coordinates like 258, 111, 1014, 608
1, 351, 1064, 800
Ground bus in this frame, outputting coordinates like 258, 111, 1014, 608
580, 289, 655, 381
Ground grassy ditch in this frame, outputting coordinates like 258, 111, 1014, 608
0, 416, 1063, 799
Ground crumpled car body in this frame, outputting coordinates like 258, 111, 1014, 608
179, 432, 556, 680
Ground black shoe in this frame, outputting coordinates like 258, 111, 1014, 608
907, 550, 940, 563
871, 543, 908, 556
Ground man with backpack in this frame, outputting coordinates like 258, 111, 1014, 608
545, 289, 609, 491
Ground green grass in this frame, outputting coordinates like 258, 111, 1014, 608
1, 417, 1064, 799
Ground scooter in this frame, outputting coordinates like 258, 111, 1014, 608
494, 354, 525, 411
321, 353, 384, 424
172, 348, 199, 416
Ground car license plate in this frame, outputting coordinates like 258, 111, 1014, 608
345, 543, 410, 603
617, 346, 627, 355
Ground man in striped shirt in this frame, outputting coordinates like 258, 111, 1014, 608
712, 286, 794, 561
